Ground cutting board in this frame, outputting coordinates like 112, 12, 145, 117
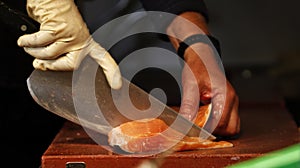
40, 102, 299, 168
40, 69, 300, 168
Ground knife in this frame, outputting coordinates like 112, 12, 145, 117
1, 1, 216, 140
27, 59, 215, 140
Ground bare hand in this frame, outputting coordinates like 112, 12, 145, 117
179, 44, 240, 137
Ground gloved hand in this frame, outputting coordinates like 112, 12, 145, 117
17, 0, 122, 89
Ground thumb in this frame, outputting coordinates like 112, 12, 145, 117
89, 41, 122, 90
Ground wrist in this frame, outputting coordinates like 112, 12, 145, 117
177, 34, 221, 60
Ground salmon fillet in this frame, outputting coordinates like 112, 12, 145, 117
108, 117, 233, 154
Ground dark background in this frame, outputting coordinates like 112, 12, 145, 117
0, 1, 65, 167
0, 0, 299, 167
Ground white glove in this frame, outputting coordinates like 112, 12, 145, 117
17, 0, 122, 89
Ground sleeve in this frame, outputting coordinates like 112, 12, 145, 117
139, 0, 209, 22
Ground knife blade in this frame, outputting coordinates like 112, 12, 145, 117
27, 57, 215, 140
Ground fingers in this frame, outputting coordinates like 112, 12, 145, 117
33, 50, 85, 71
179, 87, 200, 121
179, 65, 200, 121
18, 31, 78, 60
205, 89, 240, 137
17, 31, 55, 47
21, 33, 123, 90
23, 41, 75, 60
203, 93, 225, 133
214, 95, 240, 136
89, 41, 122, 90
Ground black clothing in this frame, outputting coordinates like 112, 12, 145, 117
140, 0, 209, 21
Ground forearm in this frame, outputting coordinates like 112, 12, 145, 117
166, 12, 209, 49
166, 11, 223, 76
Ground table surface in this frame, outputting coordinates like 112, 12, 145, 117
41, 69, 300, 168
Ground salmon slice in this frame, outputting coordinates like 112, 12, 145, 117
108, 117, 233, 154
194, 104, 212, 127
